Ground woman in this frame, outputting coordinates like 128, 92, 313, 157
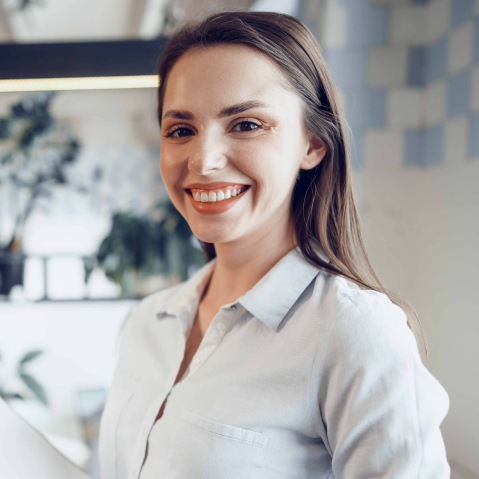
99, 11, 450, 479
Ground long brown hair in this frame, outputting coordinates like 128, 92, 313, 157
156, 10, 428, 366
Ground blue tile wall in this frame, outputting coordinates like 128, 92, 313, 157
470, 111, 479, 158
406, 130, 425, 166
427, 38, 448, 84
347, 2, 389, 46
306, 0, 477, 169
424, 125, 444, 166
451, 0, 475, 29
447, 70, 471, 117
408, 39, 447, 86
297, 0, 317, 36
324, 0, 389, 46
345, 87, 387, 129
475, 17, 479, 63
408, 47, 428, 86
324, 48, 368, 89
318, 0, 389, 170
405, 125, 444, 166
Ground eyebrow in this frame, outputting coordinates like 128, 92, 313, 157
162, 100, 269, 121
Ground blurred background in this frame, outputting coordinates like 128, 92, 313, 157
0, 0, 477, 477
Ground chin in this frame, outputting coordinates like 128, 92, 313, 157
191, 225, 239, 245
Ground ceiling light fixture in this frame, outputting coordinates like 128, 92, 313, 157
0, 75, 159, 93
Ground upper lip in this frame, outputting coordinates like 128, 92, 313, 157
184, 182, 250, 190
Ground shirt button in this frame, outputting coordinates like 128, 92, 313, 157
216, 321, 226, 331
193, 357, 201, 365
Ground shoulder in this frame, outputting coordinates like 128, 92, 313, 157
335, 275, 409, 330
314, 272, 417, 364
311, 278, 450, 476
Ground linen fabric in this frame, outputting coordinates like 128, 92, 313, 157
99, 244, 450, 479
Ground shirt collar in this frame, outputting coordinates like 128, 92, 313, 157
238, 243, 329, 331
162, 258, 217, 317
157, 242, 330, 332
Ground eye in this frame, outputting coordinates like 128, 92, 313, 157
232, 121, 261, 132
165, 126, 194, 138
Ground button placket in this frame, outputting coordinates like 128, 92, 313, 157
189, 306, 239, 377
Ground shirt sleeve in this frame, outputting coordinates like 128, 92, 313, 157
316, 290, 450, 478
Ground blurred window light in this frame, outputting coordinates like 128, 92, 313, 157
250, 0, 300, 16
0, 75, 158, 93
46, 257, 86, 300
23, 257, 45, 302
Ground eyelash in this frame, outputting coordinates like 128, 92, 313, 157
164, 120, 262, 138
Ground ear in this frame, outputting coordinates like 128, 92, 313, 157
300, 136, 327, 171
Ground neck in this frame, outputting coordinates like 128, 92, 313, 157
202, 220, 297, 308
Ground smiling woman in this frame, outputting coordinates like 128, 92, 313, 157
159, 42, 321, 250
98, 10, 451, 479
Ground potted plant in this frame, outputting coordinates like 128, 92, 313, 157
0, 349, 49, 406
85, 199, 206, 298
0, 91, 84, 296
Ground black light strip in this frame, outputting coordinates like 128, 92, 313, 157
0, 37, 169, 81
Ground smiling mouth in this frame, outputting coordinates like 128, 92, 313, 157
186, 185, 250, 203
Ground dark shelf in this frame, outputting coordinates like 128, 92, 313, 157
0, 37, 169, 80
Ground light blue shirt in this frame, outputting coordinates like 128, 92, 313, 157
99, 244, 450, 479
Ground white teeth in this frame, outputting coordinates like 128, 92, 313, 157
192, 186, 247, 203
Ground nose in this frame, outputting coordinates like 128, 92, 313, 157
188, 128, 227, 175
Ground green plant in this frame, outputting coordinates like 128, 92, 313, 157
84, 198, 206, 297
0, 91, 83, 252
0, 350, 49, 406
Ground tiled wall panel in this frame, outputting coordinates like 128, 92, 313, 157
311, 0, 478, 168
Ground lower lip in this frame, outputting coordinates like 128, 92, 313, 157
186, 187, 250, 215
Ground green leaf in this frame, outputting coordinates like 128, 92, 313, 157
83, 256, 97, 283
2, 393, 25, 401
19, 373, 48, 406
18, 350, 43, 369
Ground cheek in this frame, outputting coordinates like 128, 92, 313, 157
160, 152, 181, 193
235, 139, 297, 192
234, 140, 276, 177
160, 158, 185, 214
159, 161, 186, 218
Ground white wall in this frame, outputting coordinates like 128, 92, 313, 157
408, 163, 479, 474
356, 160, 479, 479
347, 1, 479, 476
0, 300, 136, 438
0, 87, 162, 470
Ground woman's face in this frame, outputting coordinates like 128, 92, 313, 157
160, 44, 325, 248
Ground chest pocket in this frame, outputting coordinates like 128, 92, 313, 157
163, 410, 269, 479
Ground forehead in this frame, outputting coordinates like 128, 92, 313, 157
162, 44, 295, 112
